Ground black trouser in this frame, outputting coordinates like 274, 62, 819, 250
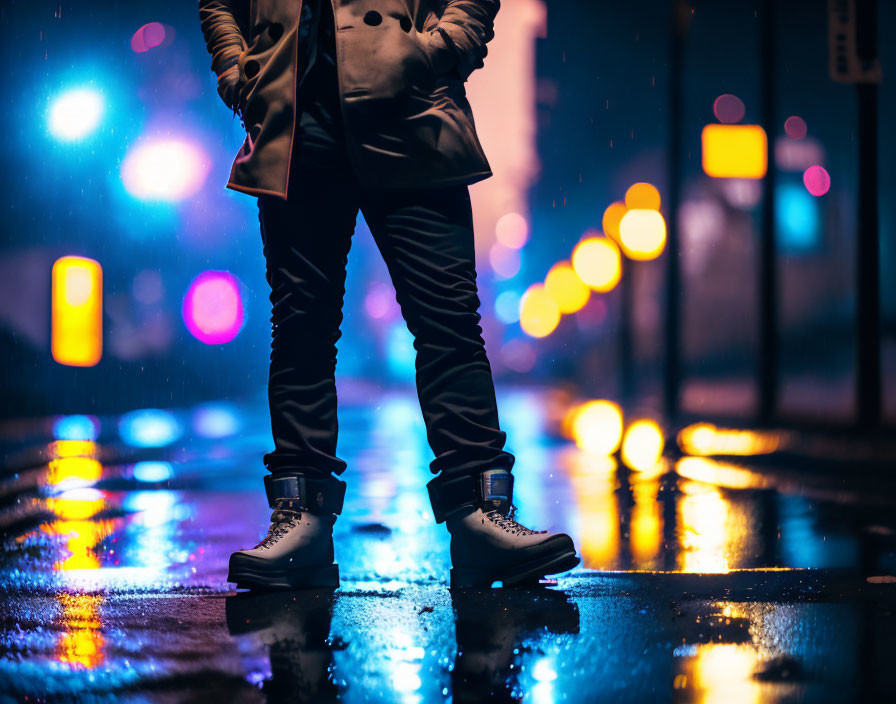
256, 136, 515, 488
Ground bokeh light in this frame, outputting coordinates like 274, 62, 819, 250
49, 88, 104, 141
501, 338, 537, 373
182, 271, 245, 345
544, 262, 590, 314
121, 138, 211, 202
192, 402, 241, 438
570, 399, 624, 455
133, 461, 173, 483
621, 419, 665, 471
803, 165, 831, 196
713, 94, 746, 124
489, 243, 522, 279
677, 423, 784, 457
131, 22, 167, 53
702, 124, 768, 179
571, 236, 622, 292
495, 212, 530, 249
51, 256, 103, 367
784, 115, 807, 139
777, 184, 819, 252
619, 209, 667, 261
519, 284, 561, 338
494, 289, 522, 324
365, 281, 399, 320
119, 409, 182, 448
53, 415, 101, 442
624, 182, 661, 211
602, 202, 627, 243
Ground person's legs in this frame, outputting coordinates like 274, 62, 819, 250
358, 183, 515, 483
359, 183, 579, 587
257, 162, 361, 481
228, 160, 359, 590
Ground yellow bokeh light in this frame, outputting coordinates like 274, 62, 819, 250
625, 182, 661, 211
544, 261, 591, 314
701, 123, 768, 179
621, 419, 665, 471
56, 593, 105, 669
48, 457, 103, 487
678, 479, 730, 573
566, 455, 620, 568
52, 256, 103, 367
619, 209, 667, 261
676, 457, 770, 490
571, 236, 622, 292
630, 478, 662, 566
570, 399, 624, 455
50, 440, 98, 460
519, 284, 561, 338
602, 202, 627, 243
677, 423, 784, 457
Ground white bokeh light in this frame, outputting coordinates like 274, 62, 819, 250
121, 138, 211, 201
49, 88, 104, 141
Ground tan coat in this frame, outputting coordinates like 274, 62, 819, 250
198, 0, 500, 199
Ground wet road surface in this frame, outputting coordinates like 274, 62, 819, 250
1, 385, 895, 702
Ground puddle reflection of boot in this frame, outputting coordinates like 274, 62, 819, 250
226, 589, 338, 703
450, 588, 580, 703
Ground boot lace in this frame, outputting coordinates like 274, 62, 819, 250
484, 503, 546, 536
254, 499, 303, 550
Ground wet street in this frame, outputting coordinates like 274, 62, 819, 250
2, 384, 895, 702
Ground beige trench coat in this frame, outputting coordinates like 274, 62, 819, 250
198, 0, 499, 199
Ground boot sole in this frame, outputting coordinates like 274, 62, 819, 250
228, 560, 340, 591
450, 550, 580, 589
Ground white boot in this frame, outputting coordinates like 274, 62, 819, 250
229, 472, 346, 590
435, 469, 580, 588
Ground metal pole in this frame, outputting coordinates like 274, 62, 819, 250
758, 0, 779, 426
855, 0, 881, 428
663, 0, 688, 423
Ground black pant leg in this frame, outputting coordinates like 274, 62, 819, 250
359, 184, 516, 481
258, 164, 361, 479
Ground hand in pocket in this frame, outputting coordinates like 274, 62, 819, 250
217, 64, 243, 113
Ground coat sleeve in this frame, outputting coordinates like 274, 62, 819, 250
198, 0, 249, 79
435, 0, 501, 81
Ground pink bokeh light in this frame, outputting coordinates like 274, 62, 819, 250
784, 116, 808, 140
803, 165, 831, 197
182, 272, 245, 345
713, 94, 746, 124
131, 23, 167, 53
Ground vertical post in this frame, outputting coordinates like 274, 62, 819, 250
663, 0, 688, 423
855, 0, 881, 428
758, 0, 778, 426
619, 263, 635, 404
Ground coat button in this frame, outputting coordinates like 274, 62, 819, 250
363, 10, 382, 26
399, 15, 412, 32
268, 23, 283, 42
244, 59, 261, 78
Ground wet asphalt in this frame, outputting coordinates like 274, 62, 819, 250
1, 385, 895, 702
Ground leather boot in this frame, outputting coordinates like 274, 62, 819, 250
429, 469, 580, 588
228, 473, 346, 590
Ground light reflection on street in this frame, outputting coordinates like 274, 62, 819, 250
0, 394, 890, 702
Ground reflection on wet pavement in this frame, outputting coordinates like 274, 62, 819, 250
1, 387, 894, 701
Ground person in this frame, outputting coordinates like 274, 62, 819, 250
198, 0, 579, 589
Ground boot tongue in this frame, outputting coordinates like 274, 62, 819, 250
271, 497, 303, 523
483, 498, 510, 516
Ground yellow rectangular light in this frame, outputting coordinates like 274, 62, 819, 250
52, 256, 102, 367
701, 124, 768, 179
